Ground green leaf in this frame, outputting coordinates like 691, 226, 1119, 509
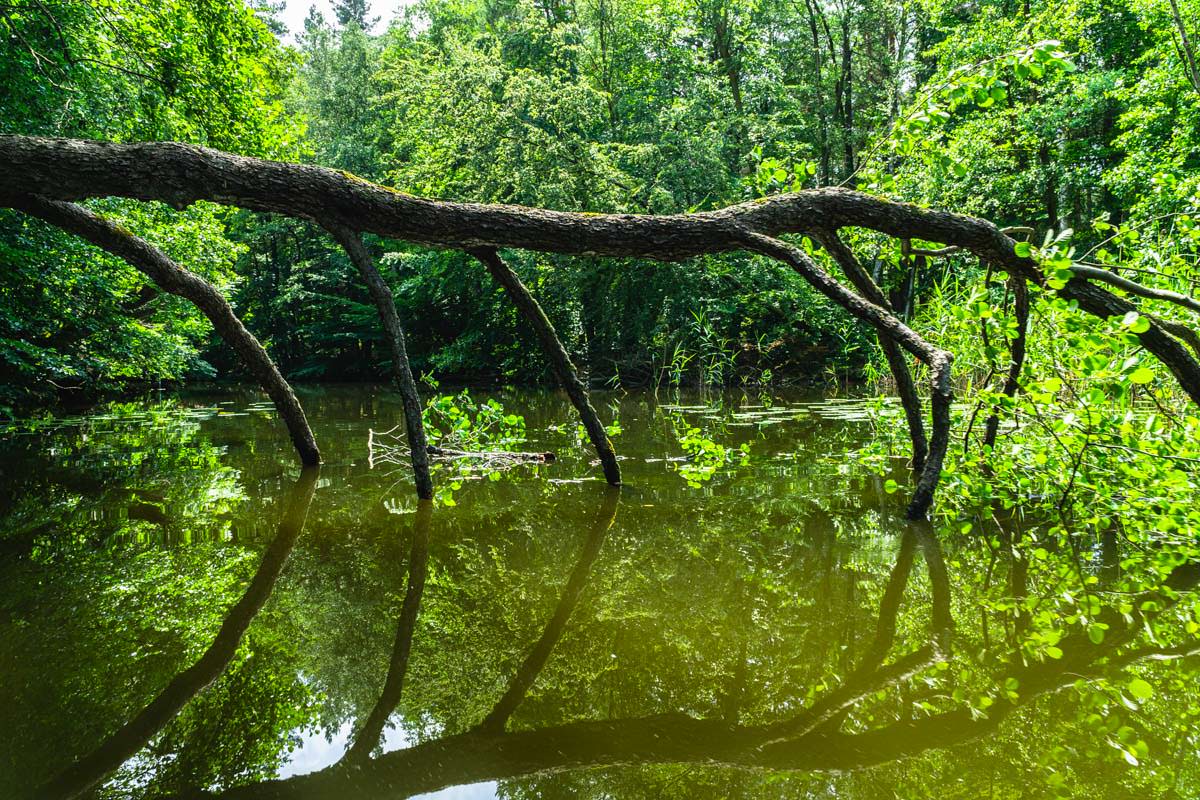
1127, 678, 1153, 701
1128, 367, 1155, 384
1013, 242, 1032, 258
1121, 311, 1151, 334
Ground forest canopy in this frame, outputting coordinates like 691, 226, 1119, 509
2, 0, 1196, 403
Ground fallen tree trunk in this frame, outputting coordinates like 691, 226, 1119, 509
6, 135, 1200, 517
0, 137, 1027, 261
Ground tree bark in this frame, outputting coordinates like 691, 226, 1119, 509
470, 247, 622, 486
0, 137, 1056, 263
983, 276, 1029, 449
8, 194, 321, 465
328, 226, 433, 499
7, 136, 1200, 514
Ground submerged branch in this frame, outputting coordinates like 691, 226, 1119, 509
368, 427, 555, 472
328, 226, 433, 498
469, 246, 621, 485
7, 136, 1200, 516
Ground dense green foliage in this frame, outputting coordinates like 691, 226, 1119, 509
0, 0, 297, 405
4, 0, 1194, 402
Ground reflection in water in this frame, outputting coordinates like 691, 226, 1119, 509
181, 518, 954, 800
345, 500, 434, 763
2, 387, 1200, 799
36, 468, 320, 800
280, 721, 410, 778
474, 487, 621, 735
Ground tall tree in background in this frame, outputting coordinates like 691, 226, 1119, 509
333, 0, 380, 28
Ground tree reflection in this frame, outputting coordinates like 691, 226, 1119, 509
343, 499, 433, 764
35, 468, 319, 800
178, 515, 956, 800
6, 392, 1200, 799
15, 479, 1200, 800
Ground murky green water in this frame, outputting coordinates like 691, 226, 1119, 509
1, 385, 1197, 799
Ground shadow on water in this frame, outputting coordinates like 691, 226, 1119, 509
2, 386, 1200, 799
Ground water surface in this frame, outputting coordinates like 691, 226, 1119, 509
1, 385, 1196, 798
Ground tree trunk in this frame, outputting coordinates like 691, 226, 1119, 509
840, 13, 855, 177
471, 247, 622, 486
7, 136, 1200, 516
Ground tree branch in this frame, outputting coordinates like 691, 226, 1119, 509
328, 225, 433, 498
7, 136, 1200, 514
815, 230, 928, 475
6, 193, 321, 465
470, 247, 621, 485
1070, 263, 1200, 316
